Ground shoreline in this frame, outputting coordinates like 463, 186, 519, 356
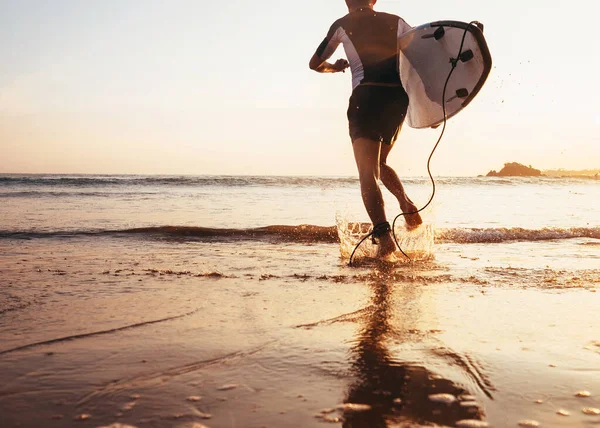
1, 237, 599, 427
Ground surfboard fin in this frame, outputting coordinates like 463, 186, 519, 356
446, 88, 470, 103
456, 88, 469, 98
421, 26, 445, 40
460, 49, 474, 63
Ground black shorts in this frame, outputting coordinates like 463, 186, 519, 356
347, 84, 409, 145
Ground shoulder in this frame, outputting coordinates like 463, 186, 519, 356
326, 14, 350, 34
376, 11, 400, 19
377, 11, 409, 26
372, 11, 401, 22
378, 12, 412, 33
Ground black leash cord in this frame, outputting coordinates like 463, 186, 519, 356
349, 22, 476, 266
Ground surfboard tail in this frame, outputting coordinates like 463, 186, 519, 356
398, 21, 492, 129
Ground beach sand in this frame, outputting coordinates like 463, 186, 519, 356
1, 233, 599, 427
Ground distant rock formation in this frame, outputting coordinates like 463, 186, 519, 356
486, 162, 542, 177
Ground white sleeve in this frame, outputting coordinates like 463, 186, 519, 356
397, 17, 413, 38
316, 25, 344, 60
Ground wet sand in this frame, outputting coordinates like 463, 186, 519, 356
1, 237, 599, 427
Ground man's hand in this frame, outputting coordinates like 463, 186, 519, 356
309, 54, 350, 73
332, 59, 350, 73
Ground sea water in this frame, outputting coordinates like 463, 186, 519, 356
1, 174, 599, 427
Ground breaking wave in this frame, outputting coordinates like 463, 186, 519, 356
436, 227, 600, 243
2, 174, 595, 190
0, 225, 598, 244
0, 175, 359, 189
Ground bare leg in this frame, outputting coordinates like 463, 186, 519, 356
379, 140, 422, 229
352, 138, 397, 257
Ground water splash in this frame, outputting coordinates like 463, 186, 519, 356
335, 213, 435, 262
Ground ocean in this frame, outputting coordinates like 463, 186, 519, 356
1, 174, 599, 427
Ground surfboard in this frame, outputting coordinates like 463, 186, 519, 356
398, 21, 492, 129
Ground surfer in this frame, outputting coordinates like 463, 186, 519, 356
309, 0, 422, 257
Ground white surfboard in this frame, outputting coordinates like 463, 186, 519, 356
398, 21, 492, 129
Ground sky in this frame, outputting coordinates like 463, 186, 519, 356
0, 0, 598, 176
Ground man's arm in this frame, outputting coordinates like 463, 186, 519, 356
309, 53, 349, 73
310, 21, 348, 73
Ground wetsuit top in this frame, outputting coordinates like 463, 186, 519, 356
315, 8, 412, 89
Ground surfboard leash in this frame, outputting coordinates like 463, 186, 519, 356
349, 21, 478, 267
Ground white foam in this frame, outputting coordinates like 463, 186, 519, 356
437, 227, 600, 244
335, 212, 435, 263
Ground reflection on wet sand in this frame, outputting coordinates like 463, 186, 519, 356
340, 267, 492, 427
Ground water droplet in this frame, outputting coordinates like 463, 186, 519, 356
393, 398, 402, 405
456, 420, 489, 428
217, 383, 238, 391
582, 407, 600, 415
74, 414, 91, 421
428, 393, 457, 404
518, 420, 539, 427
576, 391, 592, 397
187, 396, 202, 402
97, 424, 139, 428
196, 410, 212, 419
556, 409, 570, 416
120, 402, 136, 411
336, 403, 372, 412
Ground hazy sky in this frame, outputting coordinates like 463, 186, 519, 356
1, 0, 598, 176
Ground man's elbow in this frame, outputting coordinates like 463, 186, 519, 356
309, 55, 323, 71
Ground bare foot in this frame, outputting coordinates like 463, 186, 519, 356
402, 202, 423, 230
405, 212, 422, 230
376, 232, 397, 258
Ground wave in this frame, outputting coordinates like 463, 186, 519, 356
436, 226, 600, 243
1, 225, 599, 244
1, 174, 596, 190
0, 174, 359, 189
0, 225, 340, 243
0, 190, 160, 198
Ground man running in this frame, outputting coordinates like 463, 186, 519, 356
309, 0, 422, 258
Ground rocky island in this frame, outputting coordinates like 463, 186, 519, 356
486, 162, 542, 177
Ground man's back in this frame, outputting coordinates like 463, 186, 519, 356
309, 1, 423, 258
316, 8, 411, 88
